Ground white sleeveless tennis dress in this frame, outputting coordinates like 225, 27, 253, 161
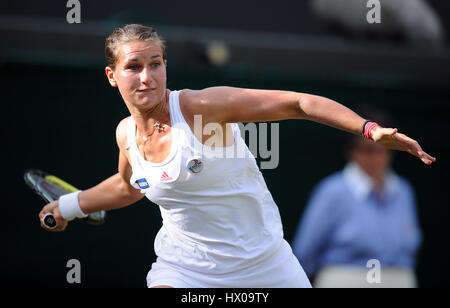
126, 90, 311, 288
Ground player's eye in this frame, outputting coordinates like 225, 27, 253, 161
126, 64, 140, 71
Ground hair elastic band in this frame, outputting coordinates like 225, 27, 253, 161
362, 121, 379, 141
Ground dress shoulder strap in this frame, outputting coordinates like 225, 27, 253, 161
126, 116, 136, 150
168, 90, 184, 127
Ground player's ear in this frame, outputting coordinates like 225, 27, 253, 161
105, 66, 117, 87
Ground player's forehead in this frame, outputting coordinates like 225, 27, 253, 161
119, 40, 163, 62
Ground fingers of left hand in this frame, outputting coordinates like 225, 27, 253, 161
409, 143, 436, 165
419, 151, 437, 165
392, 133, 436, 165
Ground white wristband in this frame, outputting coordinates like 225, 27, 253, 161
58, 191, 87, 221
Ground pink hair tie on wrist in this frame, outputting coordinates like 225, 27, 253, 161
362, 121, 379, 141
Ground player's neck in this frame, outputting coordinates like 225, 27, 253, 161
131, 90, 170, 135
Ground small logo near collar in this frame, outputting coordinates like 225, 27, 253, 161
187, 159, 203, 174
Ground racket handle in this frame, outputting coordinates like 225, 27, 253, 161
42, 213, 57, 229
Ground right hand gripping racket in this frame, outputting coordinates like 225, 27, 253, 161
24, 169, 106, 229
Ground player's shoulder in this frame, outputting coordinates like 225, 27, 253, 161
179, 88, 198, 101
115, 116, 131, 150
179, 87, 228, 121
179, 88, 200, 114
178, 88, 207, 123
179, 87, 227, 104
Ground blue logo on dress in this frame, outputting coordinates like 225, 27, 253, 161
135, 178, 150, 189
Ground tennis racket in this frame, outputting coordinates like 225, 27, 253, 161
24, 169, 106, 229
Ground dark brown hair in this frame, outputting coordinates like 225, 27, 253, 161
105, 24, 166, 70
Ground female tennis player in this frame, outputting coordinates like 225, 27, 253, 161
39, 24, 436, 288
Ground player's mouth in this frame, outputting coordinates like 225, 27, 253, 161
136, 88, 156, 93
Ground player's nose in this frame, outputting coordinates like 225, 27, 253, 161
139, 66, 153, 85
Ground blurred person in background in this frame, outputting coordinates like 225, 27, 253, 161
292, 106, 422, 288
310, 0, 445, 49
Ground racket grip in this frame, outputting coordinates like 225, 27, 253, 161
42, 213, 57, 229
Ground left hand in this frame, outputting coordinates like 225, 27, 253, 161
371, 126, 436, 165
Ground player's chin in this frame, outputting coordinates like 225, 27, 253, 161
134, 91, 160, 104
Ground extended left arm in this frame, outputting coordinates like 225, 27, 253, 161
184, 87, 436, 165
292, 93, 436, 165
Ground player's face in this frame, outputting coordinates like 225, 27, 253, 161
113, 40, 167, 107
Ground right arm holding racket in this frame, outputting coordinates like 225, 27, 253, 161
38, 118, 145, 231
